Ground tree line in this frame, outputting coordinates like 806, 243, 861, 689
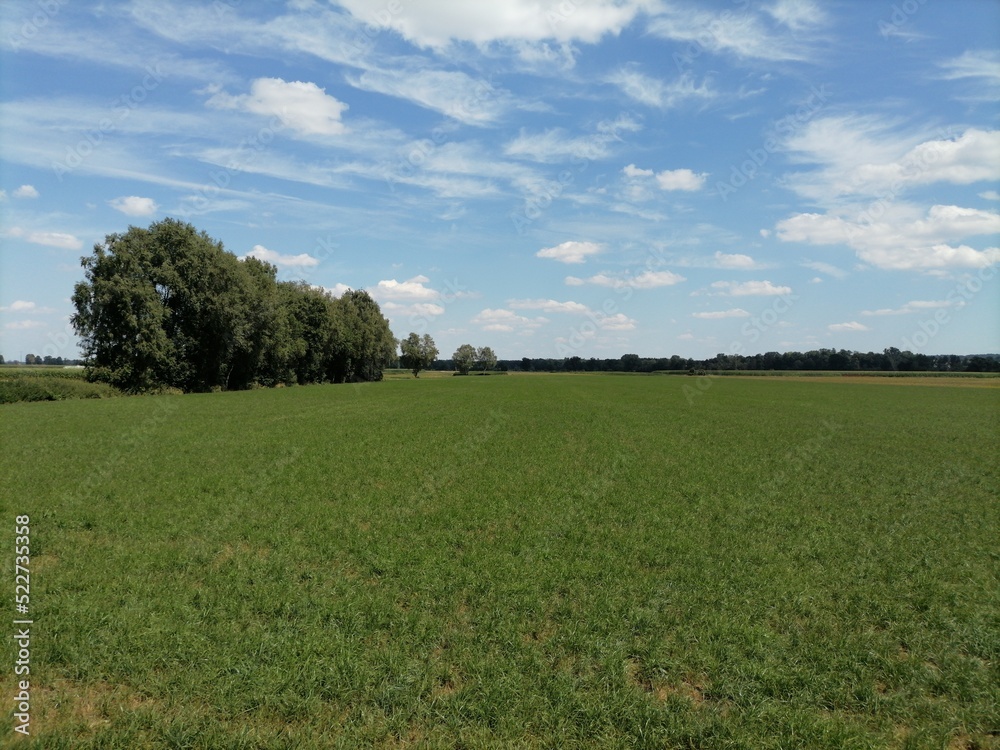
71, 219, 396, 393
420, 349, 1000, 374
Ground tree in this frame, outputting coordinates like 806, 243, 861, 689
400, 332, 438, 377
71, 219, 398, 392
475, 346, 497, 373
453, 344, 477, 375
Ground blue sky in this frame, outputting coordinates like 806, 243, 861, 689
1, 0, 998, 362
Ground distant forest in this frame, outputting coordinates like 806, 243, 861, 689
429, 350, 1000, 374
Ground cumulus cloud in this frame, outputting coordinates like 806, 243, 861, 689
776, 204, 1000, 270
713, 251, 757, 269
782, 120, 1000, 202
6, 227, 82, 250
536, 241, 603, 264
1, 300, 39, 312
4, 320, 45, 330
709, 280, 791, 296
861, 300, 956, 316
828, 321, 869, 332
599, 313, 636, 330
622, 164, 653, 178
13, 184, 39, 199
471, 308, 546, 332
321, 283, 352, 298
692, 308, 750, 319
240, 245, 320, 268
656, 168, 707, 191
567, 269, 686, 289
207, 77, 348, 136
109, 196, 158, 216
622, 163, 708, 193
370, 275, 441, 302
508, 298, 591, 314
336, 0, 648, 50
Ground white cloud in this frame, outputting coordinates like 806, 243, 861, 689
569, 269, 686, 289
508, 298, 591, 314
648, 4, 816, 62
861, 300, 956, 316
347, 68, 510, 126
765, 0, 827, 32
322, 283, 351, 298
607, 68, 714, 109
801, 260, 848, 279
6, 227, 83, 250
713, 251, 756, 269
505, 128, 612, 163
240, 245, 320, 268
979, 190, 1000, 201
782, 120, 1000, 202
336, 0, 649, 50
4, 320, 45, 330
599, 313, 636, 330
108, 196, 158, 216
709, 280, 791, 296
13, 184, 39, 199
207, 77, 348, 136
938, 49, 1000, 91
692, 308, 750, 319
1, 300, 38, 312
370, 275, 440, 302
622, 164, 653, 178
655, 168, 707, 191
471, 308, 546, 332
0, 190, 6, 201
776, 205, 1000, 270
382, 301, 446, 319
536, 240, 603, 264
828, 321, 869, 332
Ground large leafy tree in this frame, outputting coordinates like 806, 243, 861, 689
328, 289, 396, 383
400, 332, 438, 377
72, 219, 396, 392
476, 346, 497, 373
453, 344, 476, 375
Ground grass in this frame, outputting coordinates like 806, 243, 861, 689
0, 367, 119, 404
1, 375, 998, 748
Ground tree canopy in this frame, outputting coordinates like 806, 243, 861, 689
71, 219, 396, 392
400, 333, 438, 378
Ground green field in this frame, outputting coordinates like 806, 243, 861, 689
2, 375, 998, 748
